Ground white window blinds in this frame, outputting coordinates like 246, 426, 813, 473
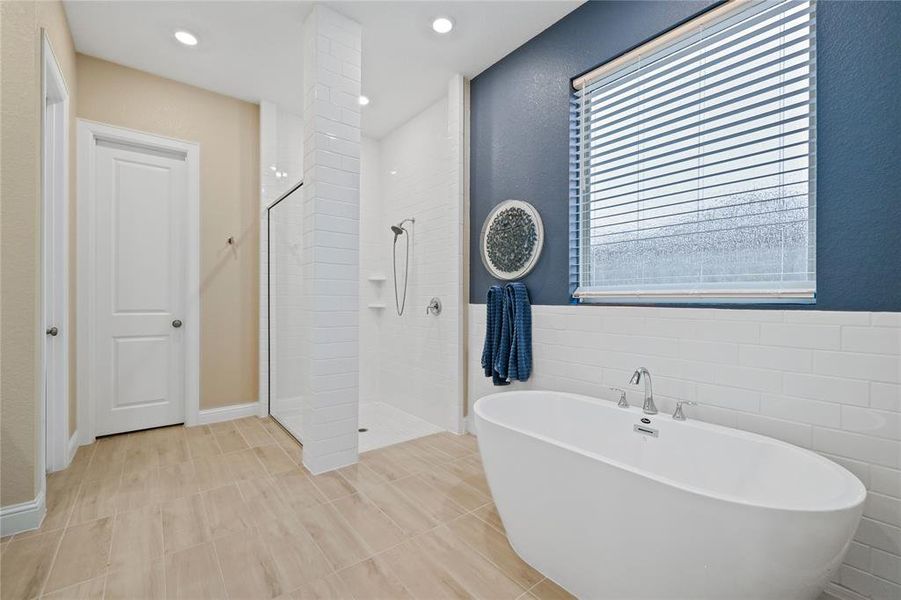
572, 0, 816, 303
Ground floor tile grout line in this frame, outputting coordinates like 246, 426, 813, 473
330, 466, 403, 536
176, 458, 234, 598
33, 518, 66, 598
311, 497, 511, 599
469, 504, 506, 537
315, 481, 497, 584
97, 495, 118, 595
287, 504, 344, 578
157, 499, 168, 600
204, 493, 234, 600
98, 567, 109, 600
278, 451, 467, 584
321, 480, 395, 560
413, 434, 474, 462
441, 507, 539, 595
35, 572, 106, 600
37, 467, 87, 597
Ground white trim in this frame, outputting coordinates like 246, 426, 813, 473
41, 31, 71, 474
0, 490, 46, 537
465, 413, 476, 436
67, 432, 79, 466
77, 119, 201, 444
196, 402, 260, 425
572, 0, 749, 90
574, 288, 816, 300
574, 288, 817, 305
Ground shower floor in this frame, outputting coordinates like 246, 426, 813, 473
271, 402, 444, 453
358, 401, 443, 452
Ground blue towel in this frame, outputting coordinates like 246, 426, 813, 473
482, 283, 532, 385
481, 286, 508, 386
496, 283, 532, 382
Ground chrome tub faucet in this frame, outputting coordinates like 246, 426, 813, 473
672, 400, 697, 421
629, 367, 657, 415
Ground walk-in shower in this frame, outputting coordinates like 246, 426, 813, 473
391, 217, 414, 315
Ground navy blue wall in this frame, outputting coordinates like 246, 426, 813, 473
470, 1, 901, 311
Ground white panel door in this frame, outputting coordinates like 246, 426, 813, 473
92, 140, 187, 435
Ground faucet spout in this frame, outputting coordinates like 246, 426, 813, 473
630, 367, 657, 415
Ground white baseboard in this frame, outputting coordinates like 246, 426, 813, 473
196, 401, 260, 425
67, 431, 79, 466
0, 489, 46, 537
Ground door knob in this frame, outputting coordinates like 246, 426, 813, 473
46, 326, 59, 336
172, 320, 183, 328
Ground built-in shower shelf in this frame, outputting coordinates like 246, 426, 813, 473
367, 274, 387, 282
367, 303, 387, 309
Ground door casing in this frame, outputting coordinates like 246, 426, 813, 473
42, 32, 70, 473
76, 119, 200, 445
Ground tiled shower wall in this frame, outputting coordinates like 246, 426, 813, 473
468, 305, 901, 599
359, 137, 384, 406
358, 76, 466, 433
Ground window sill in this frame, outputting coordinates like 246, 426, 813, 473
573, 289, 816, 306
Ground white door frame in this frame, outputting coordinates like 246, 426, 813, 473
42, 32, 71, 473
76, 119, 201, 445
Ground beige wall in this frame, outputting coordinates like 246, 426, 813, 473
1, 11, 260, 507
1, 0, 78, 507
76, 54, 260, 412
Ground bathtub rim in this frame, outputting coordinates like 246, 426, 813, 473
474, 389, 867, 514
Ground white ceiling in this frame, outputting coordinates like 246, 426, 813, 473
63, 1, 582, 138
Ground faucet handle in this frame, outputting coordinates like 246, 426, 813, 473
672, 400, 697, 421
611, 387, 629, 409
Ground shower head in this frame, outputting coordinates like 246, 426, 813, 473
390, 218, 415, 241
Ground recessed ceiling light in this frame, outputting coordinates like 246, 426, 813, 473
174, 30, 198, 46
358, 95, 370, 106
431, 17, 454, 34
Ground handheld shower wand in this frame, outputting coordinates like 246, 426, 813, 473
390, 218, 414, 315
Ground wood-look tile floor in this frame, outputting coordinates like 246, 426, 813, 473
1, 417, 574, 600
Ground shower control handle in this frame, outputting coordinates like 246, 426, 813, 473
426, 297, 442, 316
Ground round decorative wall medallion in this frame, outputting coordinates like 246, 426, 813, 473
480, 200, 544, 280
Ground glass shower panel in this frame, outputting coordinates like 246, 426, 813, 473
267, 182, 304, 443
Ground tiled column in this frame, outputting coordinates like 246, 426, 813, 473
300, 5, 362, 473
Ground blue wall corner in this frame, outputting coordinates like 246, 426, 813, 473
469, 0, 901, 311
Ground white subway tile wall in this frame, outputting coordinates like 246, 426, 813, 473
299, 5, 362, 474
358, 137, 384, 406
468, 304, 901, 599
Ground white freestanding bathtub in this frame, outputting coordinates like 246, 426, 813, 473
475, 390, 866, 600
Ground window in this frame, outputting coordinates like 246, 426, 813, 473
572, 0, 816, 303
